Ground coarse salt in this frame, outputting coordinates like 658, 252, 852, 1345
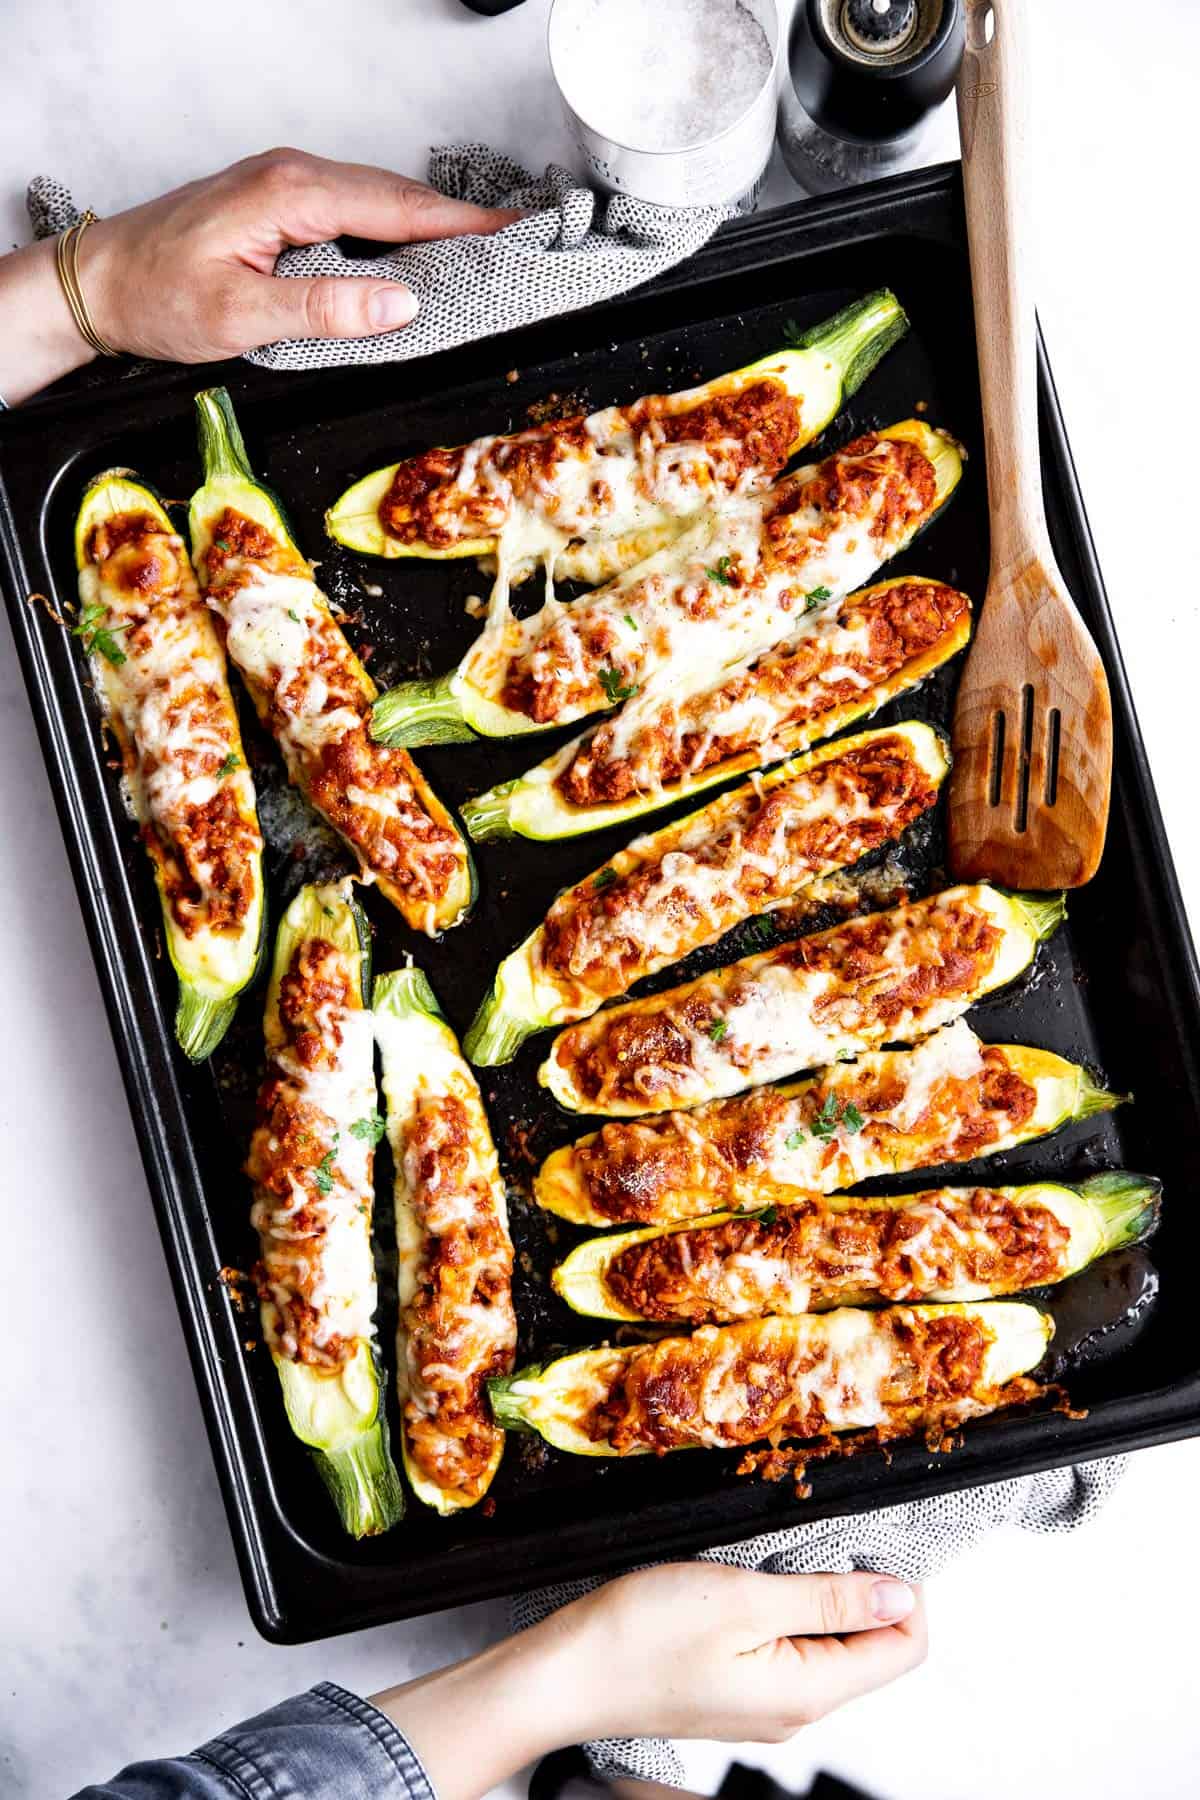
553, 0, 773, 153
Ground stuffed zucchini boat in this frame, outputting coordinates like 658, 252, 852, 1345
535, 1020, 1124, 1227
74, 470, 266, 1060
371, 423, 963, 748
462, 576, 971, 843
552, 1172, 1160, 1325
326, 289, 908, 568
488, 1302, 1053, 1456
466, 721, 949, 1066
540, 885, 1065, 1116
374, 966, 516, 1514
188, 388, 475, 935
245, 880, 404, 1538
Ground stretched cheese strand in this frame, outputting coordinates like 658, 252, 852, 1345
326, 289, 910, 565
371, 423, 962, 748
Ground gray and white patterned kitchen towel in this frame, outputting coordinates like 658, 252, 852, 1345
513, 1456, 1120, 1785
28, 146, 733, 372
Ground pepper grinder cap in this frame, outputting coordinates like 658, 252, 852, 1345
788, 0, 964, 145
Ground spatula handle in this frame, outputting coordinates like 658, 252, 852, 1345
957, 0, 1049, 574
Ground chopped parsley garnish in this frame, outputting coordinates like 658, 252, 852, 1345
287, 609, 301, 623
623, 614, 638, 631
811, 1094, 863, 1140
216, 752, 241, 779
71, 602, 129, 667
749, 1204, 778, 1227
741, 915, 774, 948
705, 555, 735, 587
213, 537, 232, 552
593, 866, 618, 890
707, 1017, 728, 1043
350, 1112, 385, 1146
811, 1094, 842, 1140
314, 1133, 340, 1195
321, 904, 334, 918
784, 1128, 806, 1151
597, 665, 638, 704
804, 585, 832, 612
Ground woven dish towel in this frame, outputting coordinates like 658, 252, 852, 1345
512, 1456, 1121, 1785
28, 145, 733, 372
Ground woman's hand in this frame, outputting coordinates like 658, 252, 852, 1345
372, 1563, 926, 1800
0, 148, 518, 403
554, 1560, 927, 1745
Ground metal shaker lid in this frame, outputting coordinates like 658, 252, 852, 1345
788, 0, 964, 144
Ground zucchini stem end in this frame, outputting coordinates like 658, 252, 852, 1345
1076, 1171, 1162, 1254
789, 287, 910, 397
371, 672, 475, 747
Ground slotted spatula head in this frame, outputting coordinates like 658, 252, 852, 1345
947, 544, 1112, 887
948, 0, 1112, 888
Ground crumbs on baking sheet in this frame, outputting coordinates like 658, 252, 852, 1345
219, 1266, 254, 1314
526, 390, 590, 425
735, 1379, 1069, 1498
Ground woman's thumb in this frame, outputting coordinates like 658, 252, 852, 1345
239, 272, 418, 347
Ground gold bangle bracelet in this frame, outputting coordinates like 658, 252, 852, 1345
55, 211, 121, 359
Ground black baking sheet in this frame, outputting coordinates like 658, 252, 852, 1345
4, 164, 1199, 1644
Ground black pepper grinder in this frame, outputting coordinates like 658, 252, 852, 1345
778, 0, 964, 193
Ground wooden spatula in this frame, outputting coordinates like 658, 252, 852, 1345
946, 0, 1112, 888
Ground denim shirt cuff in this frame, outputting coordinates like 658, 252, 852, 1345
195, 1680, 438, 1800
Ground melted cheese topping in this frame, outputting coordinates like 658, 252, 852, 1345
581, 1308, 1002, 1452
202, 524, 468, 935
379, 372, 801, 559
528, 731, 940, 1021
539, 1023, 1048, 1227
601, 1180, 1073, 1323
545, 887, 1017, 1115
246, 939, 379, 1367
376, 1003, 516, 1505
544, 578, 969, 814
463, 435, 936, 732
79, 523, 262, 989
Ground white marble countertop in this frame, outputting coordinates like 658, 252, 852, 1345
3, 2, 1198, 1796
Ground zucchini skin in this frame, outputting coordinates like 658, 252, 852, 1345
326, 288, 909, 563
188, 388, 476, 935
488, 1302, 1052, 1457
374, 966, 516, 1515
247, 880, 404, 1538
540, 885, 1066, 1116
461, 574, 971, 844
464, 721, 949, 1067
551, 1174, 1162, 1324
74, 468, 266, 1061
534, 1029, 1126, 1228
370, 422, 964, 751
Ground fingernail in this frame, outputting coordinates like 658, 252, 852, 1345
870, 1580, 914, 1622
369, 285, 418, 330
